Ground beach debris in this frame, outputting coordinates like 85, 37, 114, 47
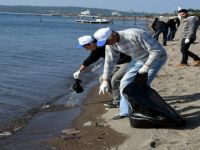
41, 104, 50, 109
62, 128, 80, 135
150, 139, 161, 148
65, 102, 76, 108
0, 131, 12, 137
42, 104, 69, 111
83, 121, 92, 127
97, 133, 107, 140
13, 126, 23, 132
95, 121, 104, 127
61, 128, 81, 140
60, 134, 76, 140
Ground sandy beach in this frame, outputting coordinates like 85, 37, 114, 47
48, 24, 200, 150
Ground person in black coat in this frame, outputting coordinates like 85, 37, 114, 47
167, 17, 180, 41
151, 17, 168, 46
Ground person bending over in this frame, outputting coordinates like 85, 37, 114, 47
93, 27, 167, 120
73, 35, 131, 108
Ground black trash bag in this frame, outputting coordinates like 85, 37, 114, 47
123, 73, 185, 128
72, 79, 84, 93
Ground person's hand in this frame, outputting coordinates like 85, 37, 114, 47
99, 80, 109, 95
73, 70, 81, 79
185, 38, 190, 44
139, 64, 149, 74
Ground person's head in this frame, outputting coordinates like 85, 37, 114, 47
93, 27, 119, 47
178, 9, 188, 19
76, 35, 97, 51
154, 17, 159, 21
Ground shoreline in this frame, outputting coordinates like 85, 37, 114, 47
48, 24, 200, 149
48, 84, 126, 150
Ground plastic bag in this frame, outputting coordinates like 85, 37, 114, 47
123, 73, 185, 128
72, 79, 84, 93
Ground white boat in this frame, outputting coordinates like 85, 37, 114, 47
76, 17, 112, 24
76, 10, 113, 24
111, 11, 121, 17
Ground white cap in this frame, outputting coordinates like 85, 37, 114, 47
76, 35, 94, 48
178, 6, 182, 11
93, 27, 112, 46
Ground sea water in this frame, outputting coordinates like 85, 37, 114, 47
0, 13, 148, 148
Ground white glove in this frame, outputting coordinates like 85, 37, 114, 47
185, 38, 190, 44
99, 81, 109, 95
73, 70, 81, 79
139, 65, 149, 74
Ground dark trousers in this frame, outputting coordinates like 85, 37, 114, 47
180, 38, 200, 64
167, 27, 177, 41
153, 29, 168, 46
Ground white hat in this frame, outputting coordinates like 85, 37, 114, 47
177, 6, 182, 11
76, 35, 94, 48
93, 27, 112, 46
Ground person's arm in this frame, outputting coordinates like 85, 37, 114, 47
82, 49, 103, 67
187, 17, 198, 39
73, 64, 87, 79
138, 33, 167, 74
99, 46, 120, 94
102, 46, 120, 80
138, 31, 167, 67
73, 48, 104, 79
79, 64, 87, 72
176, 18, 180, 28
151, 21, 156, 31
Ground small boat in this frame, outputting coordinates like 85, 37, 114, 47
76, 10, 113, 24
111, 11, 121, 17
76, 17, 112, 24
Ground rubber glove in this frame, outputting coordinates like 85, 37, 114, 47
73, 70, 81, 79
99, 80, 109, 95
139, 64, 149, 74
185, 38, 190, 44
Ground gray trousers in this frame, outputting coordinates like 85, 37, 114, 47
99, 63, 129, 104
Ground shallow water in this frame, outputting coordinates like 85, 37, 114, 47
0, 13, 148, 148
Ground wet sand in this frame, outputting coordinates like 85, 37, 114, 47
48, 26, 200, 150
48, 85, 126, 150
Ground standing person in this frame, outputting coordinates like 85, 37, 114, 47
151, 17, 168, 46
177, 9, 200, 67
93, 27, 167, 119
73, 35, 131, 108
167, 17, 180, 41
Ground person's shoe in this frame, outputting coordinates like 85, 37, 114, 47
192, 60, 200, 66
112, 115, 127, 120
176, 63, 189, 67
104, 102, 119, 108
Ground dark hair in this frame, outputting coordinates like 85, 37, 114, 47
92, 38, 97, 43
91, 36, 97, 43
178, 9, 188, 13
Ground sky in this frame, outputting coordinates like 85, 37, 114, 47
0, 0, 199, 13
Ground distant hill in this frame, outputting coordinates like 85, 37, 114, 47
0, 5, 155, 16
